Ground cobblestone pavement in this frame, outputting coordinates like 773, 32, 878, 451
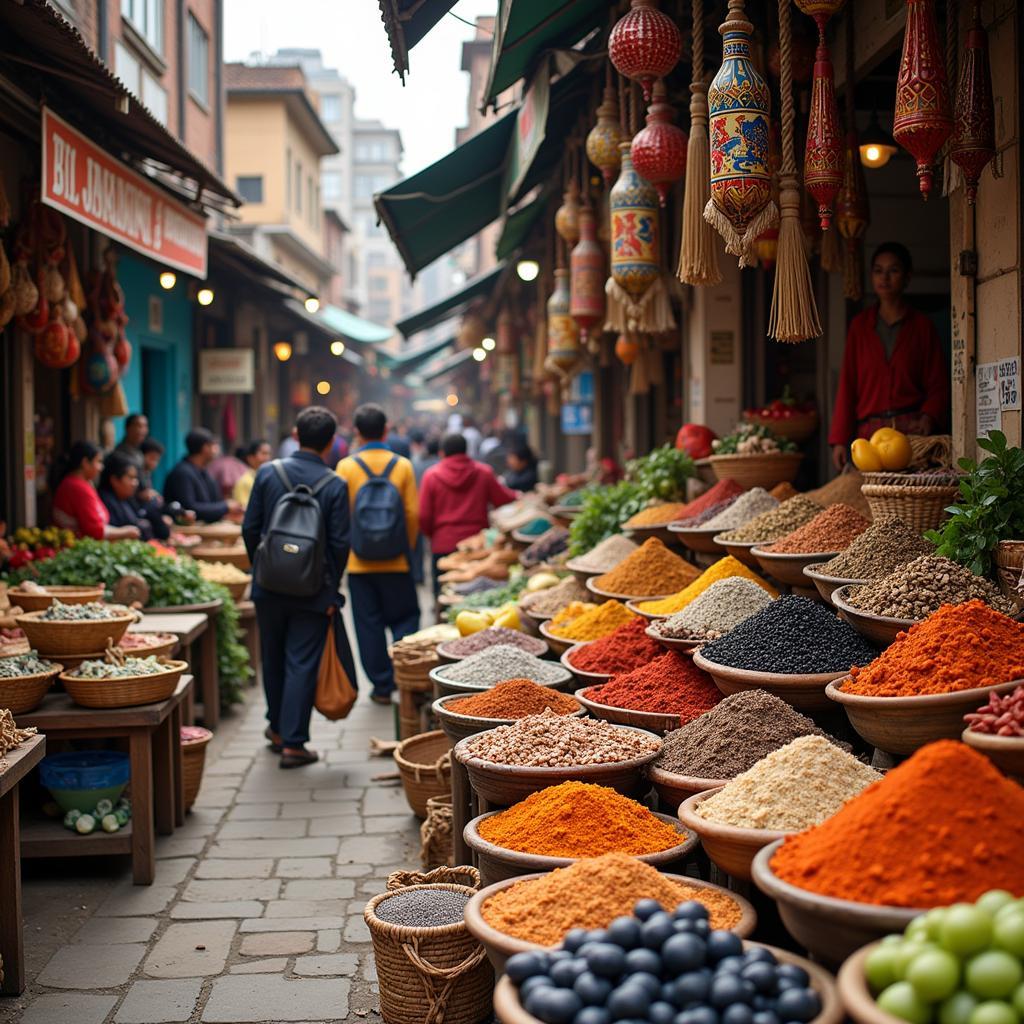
2, 689, 423, 1024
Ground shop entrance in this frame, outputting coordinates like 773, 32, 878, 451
141, 345, 174, 491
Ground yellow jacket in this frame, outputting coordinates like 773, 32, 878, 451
336, 445, 419, 574
233, 468, 256, 508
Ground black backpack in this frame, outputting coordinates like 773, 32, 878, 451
254, 461, 333, 597
350, 455, 408, 561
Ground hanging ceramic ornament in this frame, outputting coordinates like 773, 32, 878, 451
555, 180, 581, 247
570, 205, 605, 350
587, 73, 626, 187
893, 0, 953, 199
631, 80, 688, 206
545, 268, 581, 378
796, 1, 845, 229
950, 3, 995, 205
609, 0, 682, 102
704, 0, 777, 266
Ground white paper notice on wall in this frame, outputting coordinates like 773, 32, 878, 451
998, 357, 1021, 411
976, 362, 1001, 434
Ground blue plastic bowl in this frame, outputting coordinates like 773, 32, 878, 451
40, 751, 130, 813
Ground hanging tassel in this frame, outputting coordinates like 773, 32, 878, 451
629, 337, 653, 395
942, 0, 961, 197
843, 238, 863, 301
820, 223, 843, 273
769, 0, 822, 343
604, 277, 632, 333
679, 0, 722, 285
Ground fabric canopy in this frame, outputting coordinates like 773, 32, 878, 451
496, 189, 554, 262
395, 264, 509, 338
319, 304, 393, 345
378, 0, 458, 82
382, 335, 456, 373
419, 347, 475, 382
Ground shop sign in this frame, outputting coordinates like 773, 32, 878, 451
503, 56, 550, 204
41, 107, 208, 278
998, 357, 1021, 412
571, 371, 595, 403
561, 402, 593, 436
976, 362, 1001, 435
199, 349, 255, 394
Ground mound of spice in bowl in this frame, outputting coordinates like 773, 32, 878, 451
569, 534, 638, 573
671, 479, 747, 528
655, 690, 845, 778
695, 736, 880, 831
71, 656, 169, 678
844, 554, 1016, 618
770, 740, 1024, 906
447, 679, 581, 719
638, 556, 777, 616
702, 488, 778, 532
519, 577, 592, 619
442, 627, 548, 659
39, 600, 124, 621
480, 852, 742, 944
521, 527, 570, 567
592, 538, 701, 596
699, 595, 876, 674
651, 577, 774, 641
717, 496, 823, 544
624, 502, 691, 528
547, 601, 599, 632
770, 482, 800, 502
477, 781, 680, 857
815, 516, 932, 580
0, 651, 58, 677
764, 503, 870, 554
585, 651, 721, 722
460, 708, 659, 767
965, 683, 1024, 736
549, 600, 636, 641
567, 617, 664, 675
842, 600, 1024, 697
435, 646, 568, 687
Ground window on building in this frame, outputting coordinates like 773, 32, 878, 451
354, 174, 374, 199
121, 0, 164, 55
285, 148, 292, 208
115, 43, 168, 125
308, 177, 314, 224
369, 273, 388, 293
295, 160, 302, 212
236, 176, 263, 203
141, 70, 167, 124
367, 251, 387, 267
115, 41, 140, 95
322, 171, 342, 202
321, 94, 342, 122
368, 300, 391, 323
187, 13, 208, 105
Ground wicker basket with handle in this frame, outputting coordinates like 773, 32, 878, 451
61, 658, 188, 709
394, 730, 452, 819
859, 470, 961, 532
364, 865, 493, 1024
995, 540, 1024, 611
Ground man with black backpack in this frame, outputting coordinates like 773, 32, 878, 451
242, 406, 357, 768
336, 404, 420, 704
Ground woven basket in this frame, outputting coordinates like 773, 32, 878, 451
15, 608, 136, 656
393, 648, 438, 694
860, 471, 961, 532
8, 585, 105, 613
420, 795, 454, 870
119, 633, 178, 660
0, 665, 62, 713
394, 730, 452, 819
365, 866, 493, 1024
191, 544, 250, 570
707, 452, 803, 490
181, 726, 213, 811
60, 659, 187, 709
995, 540, 1024, 611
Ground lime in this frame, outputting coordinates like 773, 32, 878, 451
878, 981, 934, 1024
968, 1001, 1019, 1024
978, 893, 1017, 918
896, 943, 940, 980
867, 944, 904, 993
908, 950, 962, 1002
943, 906, 995, 957
939, 992, 980, 1024
993, 913, 1024, 958
1012, 984, 1024, 1019
966, 953, 1024, 1000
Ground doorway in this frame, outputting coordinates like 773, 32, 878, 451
141, 346, 174, 491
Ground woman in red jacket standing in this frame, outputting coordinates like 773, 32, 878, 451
829, 242, 950, 470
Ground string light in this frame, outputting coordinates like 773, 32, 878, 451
159, 272, 176, 290
330, 340, 345, 356
273, 341, 293, 362
197, 287, 214, 306
472, 348, 486, 362
446, 393, 459, 406
304, 296, 320, 314
516, 259, 540, 282
316, 380, 331, 395
481, 337, 496, 351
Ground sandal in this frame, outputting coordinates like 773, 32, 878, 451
370, 693, 392, 706
280, 748, 319, 769
264, 727, 282, 753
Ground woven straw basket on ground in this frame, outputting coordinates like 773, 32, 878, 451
394, 730, 452, 819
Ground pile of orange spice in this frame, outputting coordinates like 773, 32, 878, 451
550, 600, 636, 641
842, 600, 1024, 697
593, 537, 700, 597
447, 679, 580, 719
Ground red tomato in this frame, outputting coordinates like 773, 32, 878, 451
675, 423, 716, 459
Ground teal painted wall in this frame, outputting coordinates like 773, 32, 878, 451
110, 255, 194, 491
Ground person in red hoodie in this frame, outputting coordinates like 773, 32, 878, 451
419, 433, 517, 599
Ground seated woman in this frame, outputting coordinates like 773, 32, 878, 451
52, 442, 141, 541
98, 452, 170, 541
232, 438, 272, 508
503, 443, 539, 493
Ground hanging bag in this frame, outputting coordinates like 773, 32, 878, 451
315, 607, 357, 720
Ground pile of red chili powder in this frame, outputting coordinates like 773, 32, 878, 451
585, 651, 721, 722
568, 617, 663, 675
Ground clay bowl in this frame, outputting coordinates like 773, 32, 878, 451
838, 943, 918, 1024
802, 564, 869, 608
7, 585, 105, 613
428, 663, 572, 700
559, 645, 613, 691
714, 537, 761, 568
832, 586, 919, 648
669, 524, 728, 555
752, 548, 842, 590
826, 677, 1022, 756
645, 624, 703, 653
452, 724, 662, 807
623, 522, 683, 549
464, 871, 756, 973
961, 726, 1024, 780
585, 576, 675, 604
626, 599, 671, 622
492, 942, 842, 1024
175, 521, 241, 541
751, 840, 924, 967
692, 649, 847, 711
646, 765, 729, 814
575, 685, 685, 735
431, 693, 585, 745
464, 810, 695, 889
563, 558, 603, 587
435, 633, 549, 665
514, 603, 544, 637
678, 788, 791, 882
538, 619, 591, 658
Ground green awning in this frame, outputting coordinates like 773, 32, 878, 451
483, 0, 607, 108
378, 0, 458, 82
496, 188, 554, 262
395, 264, 509, 338
374, 113, 517, 278
420, 347, 475, 383
319, 304, 393, 345
383, 335, 456, 373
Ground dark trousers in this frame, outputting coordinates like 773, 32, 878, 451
348, 572, 420, 696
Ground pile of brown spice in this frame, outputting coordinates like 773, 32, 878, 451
766, 503, 870, 554
592, 537, 700, 596
480, 852, 743, 946
446, 679, 580, 719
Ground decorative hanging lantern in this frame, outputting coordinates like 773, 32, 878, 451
615, 334, 641, 365
496, 308, 517, 355
704, 0, 777, 265
608, 141, 660, 320
569, 205, 605, 348
796, 1, 845, 230
631, 80, 688, 206
893, 0, 953, 199
587, 74, 626, 187
609, 0, 682, 102
950, 3, 995, 205
555, 180, 581, 247
545, 268, 581, 376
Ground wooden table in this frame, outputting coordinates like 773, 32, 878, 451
131, 612, 210, 726
236, 600, 260, 688
17, 676, 191, 885
0, 734, 45, 995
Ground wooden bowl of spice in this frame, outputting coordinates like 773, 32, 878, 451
431, 687, 584, 745
668, 524, 729, 555
751, 840, 924, 968
961, 726, 1024, 781
575, 686, 688, 735
692, 650, 847, 711
644, 624, 703, 653
625, 600, 670, 622
538, 619, 592, 657
588, 536, 701, 601
714, 537, 762, 569
802, 565, 870, 608
586, 577, 674, 603
464, 863, 755, 973
622, 522, 686, 549
559, 645, 614, 690
751, 547, 842, 591
646, 765, 728, 813
831, 586, 919, 648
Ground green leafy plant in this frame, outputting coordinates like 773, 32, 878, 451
925, 431, 1024, 577
713, 422, 798, 455
625, 444, 695, 502
4, 540, 251, 706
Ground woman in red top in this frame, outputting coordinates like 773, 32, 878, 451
52, 441, 141, 541
829, 242, 950, 470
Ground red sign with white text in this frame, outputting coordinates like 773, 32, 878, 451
41, 107, 208, 278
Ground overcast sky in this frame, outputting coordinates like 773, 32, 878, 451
223, 0, 497, 177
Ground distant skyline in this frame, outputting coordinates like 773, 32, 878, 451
223, 0, 497, 178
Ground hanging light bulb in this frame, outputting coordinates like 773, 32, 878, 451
516, 259, 540, 282
196, 287, 214, 306
159, 272, 177, 290
859, 111, 899, 169
304, 296, 320, 314
446, 393, 459, 406
330, 340, 346, 356
273, 341, 293, 362
472, 348, 487, 362
481, 337, 496, 351
316, 380, 331, 395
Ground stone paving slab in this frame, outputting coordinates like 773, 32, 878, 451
18, 994, 118, 1024
114, 980, 202, 1023
201, 975, 351, 1022
36, 942, 148, 989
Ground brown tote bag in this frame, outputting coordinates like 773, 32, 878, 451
315, 607, 357, 720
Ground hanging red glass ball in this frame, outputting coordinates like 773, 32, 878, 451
609, 0, 682, 102
630, 80, 688, 206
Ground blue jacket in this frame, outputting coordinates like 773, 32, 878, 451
242, 451, 350, 612
163, 459, 228, 523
